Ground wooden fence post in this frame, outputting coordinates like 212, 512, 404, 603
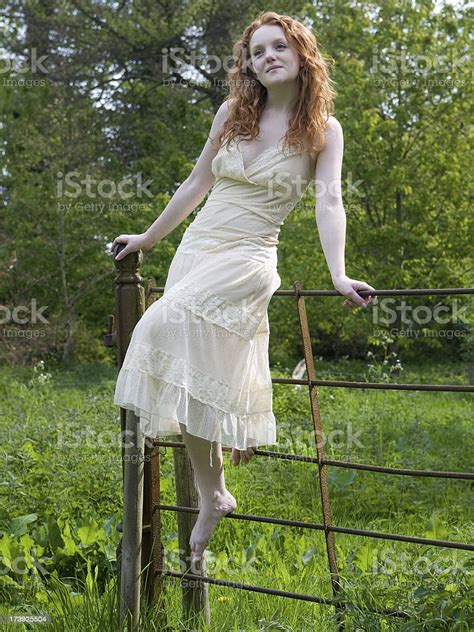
120, 410, 145, 630
113, 247, 145, 630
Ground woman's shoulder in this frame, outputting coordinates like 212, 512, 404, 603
326, 115, 343, 133
319, 116, 344, 153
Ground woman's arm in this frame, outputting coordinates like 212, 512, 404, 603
142, 175, 211, 247
314, 116, 347, 282
112, 99, 232, 260
314, 116, 375, 308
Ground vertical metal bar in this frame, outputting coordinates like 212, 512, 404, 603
174, 437, 211, 628
120, 410, 145, 631
293, 281, 345, 629
142, 437, 168, 623
141, 281, 167, 623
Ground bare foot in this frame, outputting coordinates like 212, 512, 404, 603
231, 446, 256, 466
190, 489, 237, 562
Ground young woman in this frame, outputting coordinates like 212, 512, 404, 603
112, 11, 375, 563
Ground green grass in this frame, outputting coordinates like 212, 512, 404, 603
0, 359, 472, 631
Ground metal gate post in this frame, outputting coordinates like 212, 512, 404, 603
293, 281, 345, 630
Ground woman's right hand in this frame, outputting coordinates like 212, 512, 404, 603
111, 233, 154, 261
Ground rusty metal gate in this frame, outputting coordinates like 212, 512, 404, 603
105, 249, 473, 630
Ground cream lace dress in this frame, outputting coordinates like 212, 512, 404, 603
113, 137, 316, 465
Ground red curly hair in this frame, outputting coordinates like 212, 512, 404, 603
218, 11, 337, 158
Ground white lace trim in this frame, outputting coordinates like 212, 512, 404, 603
162, 281, 263, 340
211, 145, 247, 182
238, 142, 301, 176
211, 139, 305, 184
119, 342, 272, 416
114, 346, 277, 450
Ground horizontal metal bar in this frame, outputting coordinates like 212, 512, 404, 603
155, 504, 474, 551
154, 441, 473, 480
330, 525, 474, 550
272, 377, 474, 392
158, 569, 410, 619
277, 288, 474, 297
149, 286, 474, 297
320, 458, 474, 480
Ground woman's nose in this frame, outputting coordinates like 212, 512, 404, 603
264, 50, 277, 63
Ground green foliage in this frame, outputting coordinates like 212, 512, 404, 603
0, 0, 471, 366
3, 359, 472, 628
0, 1, 472, 626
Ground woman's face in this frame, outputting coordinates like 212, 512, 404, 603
247, 24, 301, 87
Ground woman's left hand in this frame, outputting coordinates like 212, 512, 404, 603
332, 274, 377, 309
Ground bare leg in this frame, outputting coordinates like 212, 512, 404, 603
231, 447, 256, 466
179, 423, 237, 562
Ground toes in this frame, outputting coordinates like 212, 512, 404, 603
242, 447, 255, 463
190, 542, 204, 563
231, 447, 256, 465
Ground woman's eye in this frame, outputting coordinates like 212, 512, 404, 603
253, 44, 286, 57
